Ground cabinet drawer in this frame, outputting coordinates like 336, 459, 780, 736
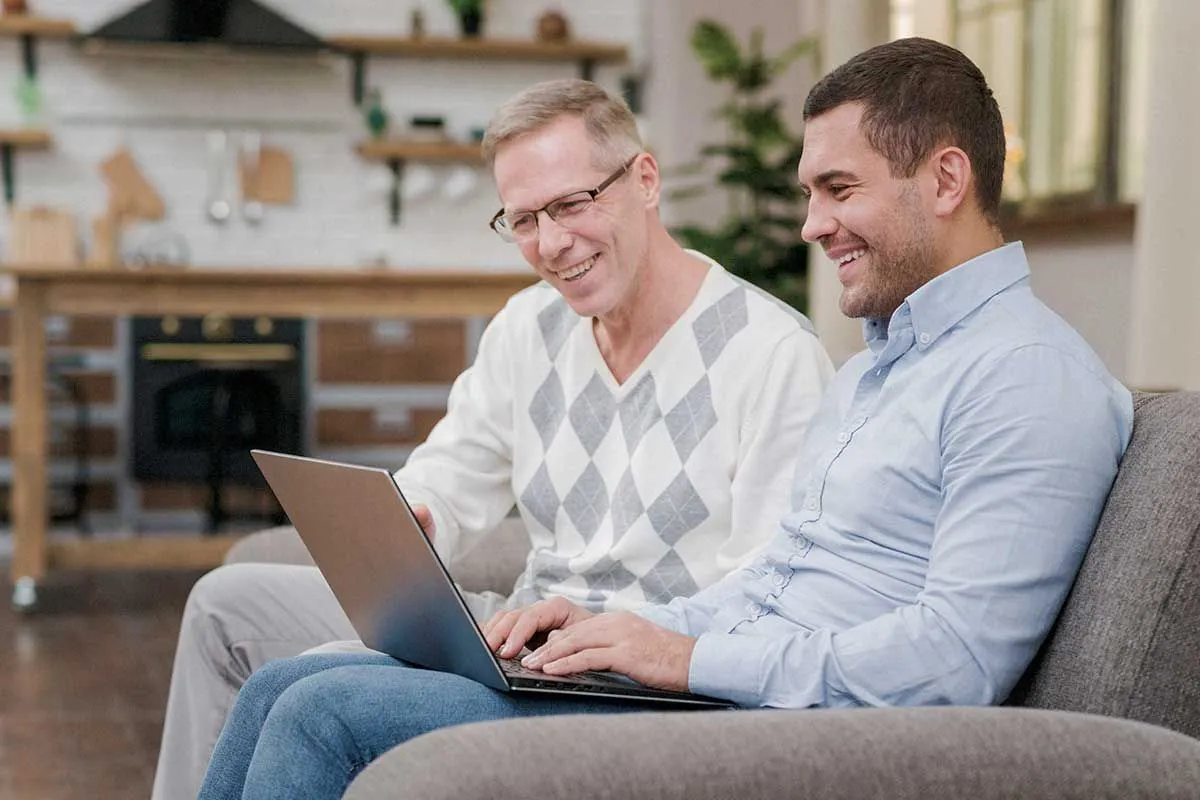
316, 407, 445, 447
316, 320, 466, 384
140, 483, 276, 512
0, 315, 116, 348
0, 371, 116, 405
0, 425, 117, 458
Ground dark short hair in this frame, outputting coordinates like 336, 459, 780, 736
803, 37, 1005, 224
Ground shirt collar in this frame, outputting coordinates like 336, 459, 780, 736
863, 241, 1030, 351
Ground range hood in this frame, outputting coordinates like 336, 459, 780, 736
84, 0, 326, 52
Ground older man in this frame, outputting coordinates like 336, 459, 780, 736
195, 38, 1131, 800
152, 78, 833, 799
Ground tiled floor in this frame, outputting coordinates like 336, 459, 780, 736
0, 566, 203, 800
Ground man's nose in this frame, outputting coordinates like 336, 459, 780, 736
537, 213, 572, 259
801, 197, 836, 243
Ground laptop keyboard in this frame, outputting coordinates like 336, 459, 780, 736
499, 658, 639, 688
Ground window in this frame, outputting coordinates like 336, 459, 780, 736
890, 0, 1155, 206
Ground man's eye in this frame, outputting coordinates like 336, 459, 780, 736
829, 185, 850, 198
552, 198, 592, 217
509, 214, 536, 233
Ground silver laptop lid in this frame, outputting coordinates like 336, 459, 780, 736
250, 450, 509, 691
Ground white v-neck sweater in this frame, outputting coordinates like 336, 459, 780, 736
395, 256, 833, 611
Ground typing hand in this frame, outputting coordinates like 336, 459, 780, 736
482, 597, 594, 660
521, 612, 697, 693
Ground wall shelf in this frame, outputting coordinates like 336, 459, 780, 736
0, 128, 52, 207
0, 14, 76, 79
327, 34, 628, 105
356, 138, 483, 225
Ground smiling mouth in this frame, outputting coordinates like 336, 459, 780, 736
836, 248, 866, 266
553, 255, 598, 282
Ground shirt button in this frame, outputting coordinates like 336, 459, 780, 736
836, 431, 850, 443
918, 332, 931, 345
772, 572, 786, 587
805, 498, 818, 510
746, 602, 761, 616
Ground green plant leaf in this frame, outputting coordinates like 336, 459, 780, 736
690, 20, 742, 81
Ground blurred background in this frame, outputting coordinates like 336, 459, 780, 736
0, 0, 1193, 796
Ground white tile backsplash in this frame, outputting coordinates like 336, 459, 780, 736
1, 0, 640, 270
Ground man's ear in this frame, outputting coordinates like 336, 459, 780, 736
931, 146, 971, 218
636, 152, 662, 208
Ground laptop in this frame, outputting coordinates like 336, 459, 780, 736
250, 450, 734, 709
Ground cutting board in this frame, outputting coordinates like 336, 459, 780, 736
100, 147, 165, 221
243, 145, 294, 204
6, 206, 80, 267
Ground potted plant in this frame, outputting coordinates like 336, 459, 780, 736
446, 0, 485, 38
671, 20, 818, 312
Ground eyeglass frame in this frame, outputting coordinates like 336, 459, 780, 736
488, 154, 640, 243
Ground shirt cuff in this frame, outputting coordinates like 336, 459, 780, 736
688, 632, 768, 707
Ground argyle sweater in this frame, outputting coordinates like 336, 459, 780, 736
395, 255, 833, 612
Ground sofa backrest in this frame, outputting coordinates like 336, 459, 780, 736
1009, 391, 1200, 737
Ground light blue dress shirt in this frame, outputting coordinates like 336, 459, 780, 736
637, 242, 1133, 709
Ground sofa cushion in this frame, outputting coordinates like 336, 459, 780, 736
1011, 392, 1200, 737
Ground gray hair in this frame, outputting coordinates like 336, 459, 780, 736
481, 79, 642, 171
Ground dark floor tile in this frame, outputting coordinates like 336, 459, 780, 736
0, 565, 201, 800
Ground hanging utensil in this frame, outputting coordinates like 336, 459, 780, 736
240, 130, 264, 225
206, 130, 231, 224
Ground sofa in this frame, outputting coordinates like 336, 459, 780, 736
226, 391, 1200, 799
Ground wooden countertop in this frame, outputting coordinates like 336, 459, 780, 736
2, 265, 537, 318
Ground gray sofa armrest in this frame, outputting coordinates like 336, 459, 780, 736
346, 707, 1200, 800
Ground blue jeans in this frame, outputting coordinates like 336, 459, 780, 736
197, 652, 663, 799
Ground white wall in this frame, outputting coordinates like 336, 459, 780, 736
1020, 227, 1136, 382
0, 0, 640, 269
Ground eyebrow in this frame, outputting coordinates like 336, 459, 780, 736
799, 169, 858, 193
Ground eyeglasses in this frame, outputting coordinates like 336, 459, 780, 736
489, 155, 639, 243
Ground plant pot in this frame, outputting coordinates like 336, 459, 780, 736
458, 9, 483, 38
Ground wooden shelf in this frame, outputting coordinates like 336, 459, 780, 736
0, 128, 51, 148
354, 139, 484, 225
328, 34, 627, 64
0, 14, 76, 38
329, 34, 627, 107
1, 128, 51, 207
356, 139, 481, 163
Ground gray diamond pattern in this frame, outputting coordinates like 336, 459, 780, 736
537, 298, 574, 362
562, 463, 609, 542
581, 555, 640, 594
568, 373, 616, 456
618, 373, 661, 454
639, 549, 701, 605
529, 370, 566, 450
664, 376, 718, 463
531, 552, 574, 585
610, 467, 644, 542
692, 287, 749, 367
646, 471, 710, 545
520, 464, 561, 533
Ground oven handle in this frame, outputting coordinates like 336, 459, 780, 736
139, 343, 298, 363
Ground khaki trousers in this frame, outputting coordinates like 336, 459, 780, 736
150, 562, 505, 800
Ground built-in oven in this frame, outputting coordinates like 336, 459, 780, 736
130, 313, 304, 531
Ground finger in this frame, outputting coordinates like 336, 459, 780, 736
500, 604, 560, 659
410, 504, 436, 537
522, 617, 612, 667
540, 647, 617, 677
483, 609, 523, 651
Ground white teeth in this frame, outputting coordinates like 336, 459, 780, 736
556, 255, 597, 281
837, 249, 866, 266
